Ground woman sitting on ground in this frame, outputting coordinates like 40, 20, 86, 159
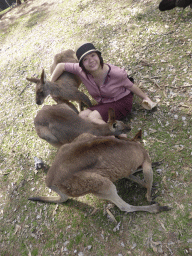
51, 42, 156, 124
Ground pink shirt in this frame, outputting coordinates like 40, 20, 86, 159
64, 63, 133, 103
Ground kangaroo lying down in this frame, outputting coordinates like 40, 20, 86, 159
34, 105, 131, 148
29, 132, 170, 214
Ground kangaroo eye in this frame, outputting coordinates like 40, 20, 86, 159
38, 91, 44, 96
113, 123, 117, 129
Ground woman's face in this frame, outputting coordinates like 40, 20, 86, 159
82, 52, 101, 73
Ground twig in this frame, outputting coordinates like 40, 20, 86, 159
151, 76, 161, 79
178, 104, 189, 108
144, 31, 175, 48
142, 76, 161, 88
181, 84, 191, 88
164, 85, 178, 89
5, 0, 11, 7
19, 84, 30, 96
154, 138, 166, 144
165, 84, 192, 89
139, 59, 152, 67
161, 30, 175, 36
106, 209, 117, 223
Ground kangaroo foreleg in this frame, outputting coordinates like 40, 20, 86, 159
64, 100, 79, 114
142, 162, 153, 202
129, 160, 162, 191
77, 92, 92, 108
129, 162, 153, 202
128, 174, 147, 188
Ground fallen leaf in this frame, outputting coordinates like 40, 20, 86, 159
14, 224, 21, 235
149, 236, 163, 254
162, 176, 168, 189
106, 209, 117, 223
113, 221, 121, 232
90, 208, 98, 215
52, 204, 59, 215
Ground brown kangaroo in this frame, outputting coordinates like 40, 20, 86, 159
34, 104, 131, 148
26, 49, 92, 113
29, 132, 170, 214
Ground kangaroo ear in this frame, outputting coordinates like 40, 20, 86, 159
26, 77, 39, 83
108, 108, 116, 123
131, 130, 142, 142
40, 69, 46, 84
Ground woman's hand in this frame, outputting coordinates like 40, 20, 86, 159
142, 97, 157, 110
129, 84, 157, 110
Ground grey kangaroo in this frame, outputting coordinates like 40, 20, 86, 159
34, 104, 131, 148
29, 132, 170, 214
26, 49, 92, 112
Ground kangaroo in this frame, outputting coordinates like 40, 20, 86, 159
29, 132, 170, 214
34, 104, 131, 148
26, 49, 92, 113
50, 49, 78, 75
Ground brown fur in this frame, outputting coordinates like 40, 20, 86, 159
34, 104, 131, 148
26, 49, 92, 112
29, 132, 170, 214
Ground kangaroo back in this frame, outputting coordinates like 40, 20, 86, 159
50, 49, 82, 89
50, 49, 78, 75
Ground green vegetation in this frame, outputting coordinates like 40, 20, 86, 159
0, 0, 192, 255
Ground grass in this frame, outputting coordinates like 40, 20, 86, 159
0, 0, 192, 255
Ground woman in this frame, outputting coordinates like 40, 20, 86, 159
51, 43, 156, 124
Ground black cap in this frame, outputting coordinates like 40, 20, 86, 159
76, 43, 101, 62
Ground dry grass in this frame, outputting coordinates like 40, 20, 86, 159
0, 0, 192, 255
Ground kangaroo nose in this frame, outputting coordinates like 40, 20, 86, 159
36, 99, 42, 105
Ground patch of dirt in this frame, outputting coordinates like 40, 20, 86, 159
0, 0, 56, 32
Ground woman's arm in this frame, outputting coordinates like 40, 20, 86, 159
51, 63, 66, 82
129, 84, 157, 109
129, 84, 149, 100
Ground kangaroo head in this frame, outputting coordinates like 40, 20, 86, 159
107, 108, 131, 135
26, 69, 48, 105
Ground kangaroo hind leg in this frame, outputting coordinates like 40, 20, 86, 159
71, 172, 134, 212
93, 178, 164, 213
93, 177, 134, 212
